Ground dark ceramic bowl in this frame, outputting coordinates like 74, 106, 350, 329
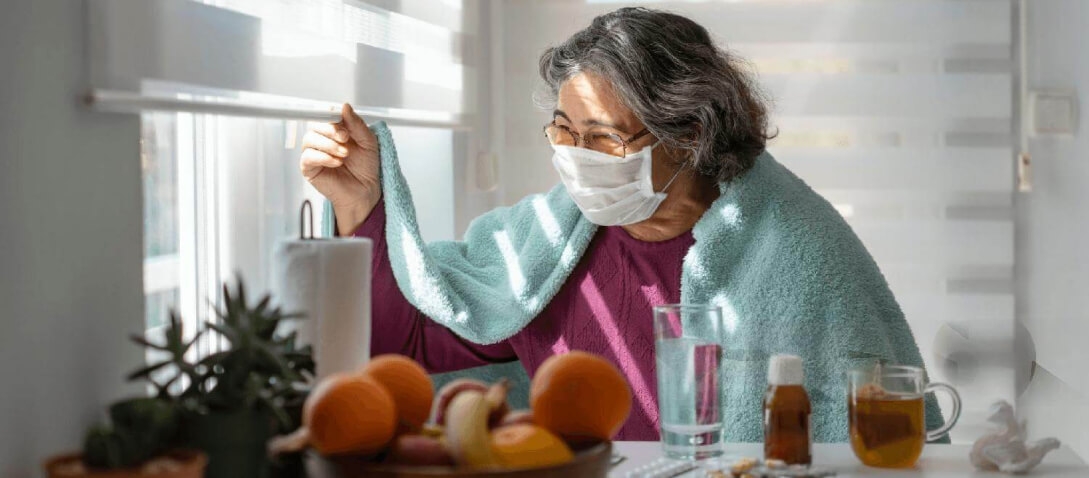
318, 441, 613, 478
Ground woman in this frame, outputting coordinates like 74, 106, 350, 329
299, 8, 939, 442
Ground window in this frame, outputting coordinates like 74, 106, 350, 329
141, 115, 181, 331
139, 110, 459, 342
141, 111, 310, 350
92, 0, 477, 344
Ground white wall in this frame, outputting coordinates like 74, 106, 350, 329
1016, 0, 1089, 461
0, 1, 144, 476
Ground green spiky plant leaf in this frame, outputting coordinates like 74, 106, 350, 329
180, 278, 313, 429
127, 312, 202, 399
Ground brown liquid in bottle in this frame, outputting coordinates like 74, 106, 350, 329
764, 384, 812, 465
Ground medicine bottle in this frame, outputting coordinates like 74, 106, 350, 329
764, 354, 812, 465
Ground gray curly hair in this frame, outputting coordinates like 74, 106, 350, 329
537, 7, 773, 183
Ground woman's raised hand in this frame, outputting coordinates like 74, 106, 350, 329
300, 103, 382, 236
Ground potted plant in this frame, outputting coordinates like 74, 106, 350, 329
44, 278, 314, 478
172, 280, 314, 478
44, 396, 206, 478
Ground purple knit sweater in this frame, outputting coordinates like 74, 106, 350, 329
355, 200, 693, 441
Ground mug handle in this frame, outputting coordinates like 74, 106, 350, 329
924, 382, 962, 442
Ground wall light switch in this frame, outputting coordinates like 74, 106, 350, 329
1030, 90, 1078, 136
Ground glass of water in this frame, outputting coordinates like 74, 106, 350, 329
653, 304, 725, 460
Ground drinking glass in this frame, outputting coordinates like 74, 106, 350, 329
653, 304, 725, 460
847, 364, 962, 468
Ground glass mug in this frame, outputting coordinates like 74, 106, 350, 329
847, 365, 961, 468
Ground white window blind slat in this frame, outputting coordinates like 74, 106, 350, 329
353, 0, 470, 34
761, 75, 1011, 117
579, 1, 1010, 44
773, 117, 1011, 136
853, 223, 1014, 266
88, 0, 472, 118
206, 0, 468, 62
780, 153, 1013, 192
732, 42, 1011, 62
883, 267, 1014, 299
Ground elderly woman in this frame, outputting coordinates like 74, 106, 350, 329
299, 8, 940, 442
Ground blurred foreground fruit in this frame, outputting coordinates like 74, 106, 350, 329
304, 373, 396, 455
530, 351, 632, 444
360, 355, 434, 433
420, 423, 445, 439
499, 409, 534, 427
490, 424, 574, 468
443, 391, 500, 468
484, 378, 512, 428
431, 379, 489, 426
385, 434, 455, 466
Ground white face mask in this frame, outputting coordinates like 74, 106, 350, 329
551, 141, 683, 226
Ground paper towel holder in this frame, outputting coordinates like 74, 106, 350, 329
300, 200, 317, 240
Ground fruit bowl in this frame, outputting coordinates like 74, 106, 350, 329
317, 441, 613, 478
281, 353, 632, 478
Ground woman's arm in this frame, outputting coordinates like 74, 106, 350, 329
346, 198, 518, 374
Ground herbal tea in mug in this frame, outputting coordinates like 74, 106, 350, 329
847, 365, 961, 468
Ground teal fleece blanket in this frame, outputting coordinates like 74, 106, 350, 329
345, 121, 944, 442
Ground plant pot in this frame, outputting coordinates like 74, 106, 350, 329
181, 409, 272, 478
43, 449, 206, 478
270, 399, 306, 478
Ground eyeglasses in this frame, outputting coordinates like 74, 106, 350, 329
543, 120, 654, 157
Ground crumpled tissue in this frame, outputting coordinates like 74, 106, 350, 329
970, 401, 1061, 474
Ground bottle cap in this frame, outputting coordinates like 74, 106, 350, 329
768, 354, 804, 385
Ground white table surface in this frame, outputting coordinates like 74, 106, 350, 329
609, 442, 1089, 477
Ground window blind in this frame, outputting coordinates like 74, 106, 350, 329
87, 0, 475, 124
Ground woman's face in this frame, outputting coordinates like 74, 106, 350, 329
554, 73, 683, 191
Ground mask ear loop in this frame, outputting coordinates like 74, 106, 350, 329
657, 159, 687, 194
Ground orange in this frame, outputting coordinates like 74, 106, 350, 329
529, 351, 632, 443
360, 354, 435, 433
304, 373, 396, 455
490, 424, 574, 468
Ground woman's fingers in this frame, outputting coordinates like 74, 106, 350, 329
300, 148, 343, 179
302, 130, 350, 158
306, 121, 350, 143
340, 103, 376, 146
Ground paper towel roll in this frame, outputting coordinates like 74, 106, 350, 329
271, 238, 372, 380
